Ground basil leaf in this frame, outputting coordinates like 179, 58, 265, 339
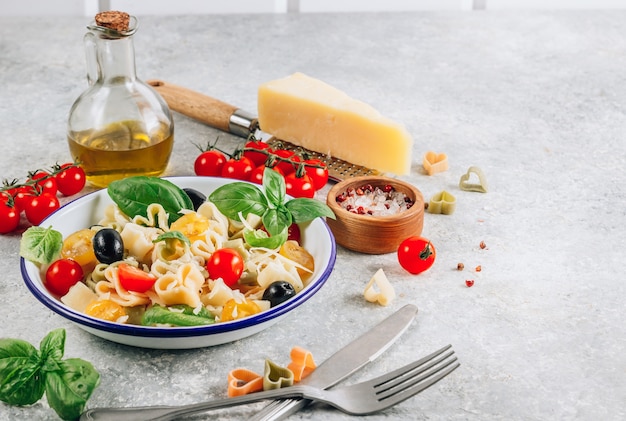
45, 359, 100, 421
39, 328, 65, 367
153, 231, 191, 246
244, 227, 288, 249
19, 226, 63, 266
286, 198, 336, 223
262, 207, 292, 237
141, 305, 215, 327
262, 167, 285, 206
209, 182, 268, 221
108, 176, 193, 225
0, 339, 45, 406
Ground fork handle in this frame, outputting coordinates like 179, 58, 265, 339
79, 386, 317, 421
248, 397, 313, 421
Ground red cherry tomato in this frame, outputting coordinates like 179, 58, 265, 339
206, 248, 244, 287
24, 193, 60, 225
11, 185, 34, 212
260, 223, 301, 244
117, 263, 157, 293
303, 159, 329, 190
55, 163, 86, 196
194, 150, 227, 177
397, 236, 436, 275
249, 165, 284, 185
287, 223, 301, 243
243, 140, 272, 167
0, 197, 20, 234
285, 173, 315, 198
29, 170, 57, 196
221, 156, 254, 181
45, 259, 84, 296
273, 149, 300, 175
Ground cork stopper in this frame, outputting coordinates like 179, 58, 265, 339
95, 11, 130, 32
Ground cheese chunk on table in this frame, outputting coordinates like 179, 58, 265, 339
258, 73, 413, 175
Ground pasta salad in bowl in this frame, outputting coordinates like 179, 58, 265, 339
20, 173, 336, 349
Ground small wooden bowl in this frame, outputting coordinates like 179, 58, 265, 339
326, 176, 424, 254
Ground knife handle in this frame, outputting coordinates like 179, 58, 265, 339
147, 79, 256, 138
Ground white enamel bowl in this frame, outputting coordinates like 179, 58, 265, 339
21, 177, 336, 349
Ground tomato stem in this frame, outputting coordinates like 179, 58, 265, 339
419, 242, 434, 260
193, 137, 231, 157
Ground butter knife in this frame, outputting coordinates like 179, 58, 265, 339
250, 304, 418, 421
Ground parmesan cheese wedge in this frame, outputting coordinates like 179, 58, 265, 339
258, 73, 413, 175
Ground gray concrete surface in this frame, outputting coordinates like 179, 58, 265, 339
0, 10, 624, 420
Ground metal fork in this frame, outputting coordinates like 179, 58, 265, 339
80, 345, 459, 421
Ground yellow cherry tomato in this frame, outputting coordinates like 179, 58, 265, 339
84, 299, 126, 322
169, 212, 210, 243
221, 299, 261, 322
279, 240, 314, 280
61, 228, 97, 273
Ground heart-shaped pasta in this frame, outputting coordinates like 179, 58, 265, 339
428, 190, 457, 215
423, 151, 449, 176
263, 359, 294, 390
287, 346, 316, 382
227, 368, 263, 397
364, 268, 395, 306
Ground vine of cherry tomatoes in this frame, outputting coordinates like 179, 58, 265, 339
194, 138, 329, 198
0, 162, 86, 233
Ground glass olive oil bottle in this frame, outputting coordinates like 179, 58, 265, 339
67, 11, 173, 187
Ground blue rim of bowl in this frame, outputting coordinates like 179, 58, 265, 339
20, 176, 337, 338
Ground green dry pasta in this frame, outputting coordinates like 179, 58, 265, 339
263, 359, 294, 390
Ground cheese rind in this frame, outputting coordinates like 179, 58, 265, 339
257, 73, 413, 175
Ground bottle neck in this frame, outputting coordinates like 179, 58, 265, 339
95, 35, 137, 83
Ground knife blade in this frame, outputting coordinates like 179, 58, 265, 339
147, 79, 381, 182
249, 304, 418, 421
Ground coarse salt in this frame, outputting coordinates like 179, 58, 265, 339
335, 184, 414, 216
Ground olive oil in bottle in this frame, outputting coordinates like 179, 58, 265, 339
68, 120, 173, 187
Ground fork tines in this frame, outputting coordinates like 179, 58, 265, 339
374, 345, 459, 403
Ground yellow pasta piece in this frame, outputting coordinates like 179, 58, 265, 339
120, 223, 161, 263
364, 268, 395, 306
132, 203, 170, 229
97, 203, 131, 230
257, 261, 303, 292
427, 190, 457, 215
423, 151, 449, 176
153, 262, 205, 308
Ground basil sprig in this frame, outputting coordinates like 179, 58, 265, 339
108, 176, 193, 225
0, 329, 100, 420
209, 168, 334, 248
